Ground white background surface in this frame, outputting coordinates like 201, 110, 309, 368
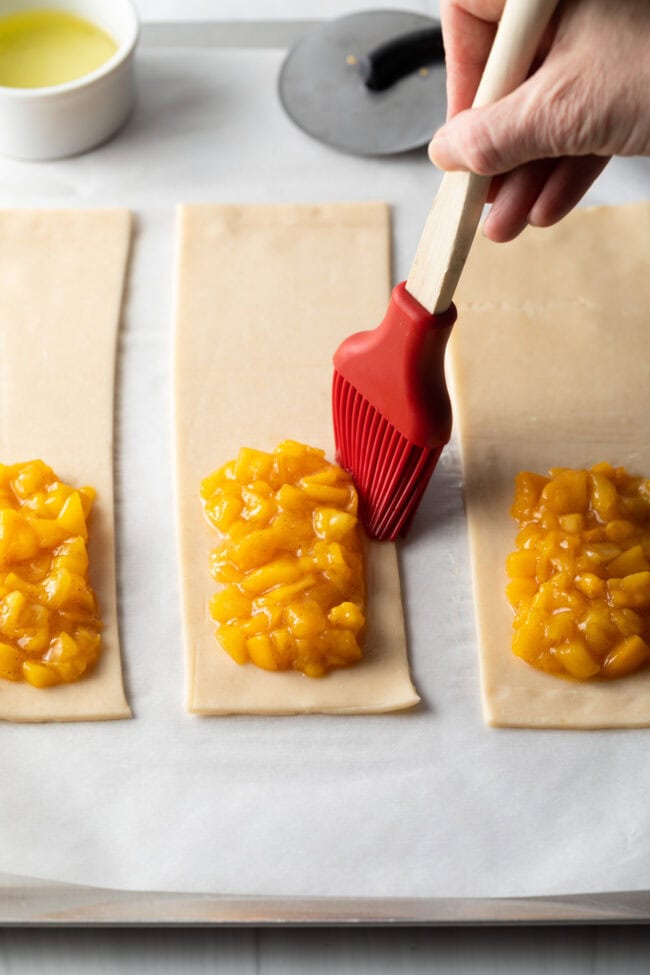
1, 0, 650, 970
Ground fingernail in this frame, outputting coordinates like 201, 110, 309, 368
428, 131, 455, 170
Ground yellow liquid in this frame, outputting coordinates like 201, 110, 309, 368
0, 9, 117, 88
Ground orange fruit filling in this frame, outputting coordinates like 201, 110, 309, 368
0, 460, 101, 688
507, 463, 650, 680
201, 440, 365, 678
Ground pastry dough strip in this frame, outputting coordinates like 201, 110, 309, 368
450, 202, 650, 728
173, 202, 419, 714
0, 208, 132, 722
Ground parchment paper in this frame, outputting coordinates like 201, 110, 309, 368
0, 43, 648, 902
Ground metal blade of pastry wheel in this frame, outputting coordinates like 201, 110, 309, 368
278, 10, 446, 156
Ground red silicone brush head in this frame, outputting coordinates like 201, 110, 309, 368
332, 282, 456, 541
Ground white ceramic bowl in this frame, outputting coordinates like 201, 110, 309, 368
0, 0, 138, 160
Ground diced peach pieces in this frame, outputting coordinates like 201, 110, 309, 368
507, 463, 650, 681
201, 441, 365, 677
0, 460, 101, 687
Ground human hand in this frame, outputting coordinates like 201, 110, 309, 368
429, 0, 650, 241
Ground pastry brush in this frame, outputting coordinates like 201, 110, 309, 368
333, 0, 559, 540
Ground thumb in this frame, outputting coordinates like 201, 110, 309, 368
429, 69, 588, 175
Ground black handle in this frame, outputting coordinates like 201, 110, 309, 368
358, 25, 444, 92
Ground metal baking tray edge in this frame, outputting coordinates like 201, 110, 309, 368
2, 874, 650, 925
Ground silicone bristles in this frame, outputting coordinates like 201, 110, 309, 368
332, 282, 457, 541
333, 373, 443, 539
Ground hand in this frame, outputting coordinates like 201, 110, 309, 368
429, 0, 650, 242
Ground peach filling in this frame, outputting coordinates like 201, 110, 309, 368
0, 460, 101, 688
507, 463, 650, 680
201, 441, 365, 678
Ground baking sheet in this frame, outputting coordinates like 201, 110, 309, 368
0, 23, 649, 920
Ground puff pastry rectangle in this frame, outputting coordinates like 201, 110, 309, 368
173, 203, 419, 714
0, 209, 132, 722
451, 202, 650, 728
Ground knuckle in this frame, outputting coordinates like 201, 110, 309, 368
457, 113, 505, 174
528, 68, 592, 156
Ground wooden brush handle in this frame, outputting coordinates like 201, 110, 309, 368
406, 0, 559, 315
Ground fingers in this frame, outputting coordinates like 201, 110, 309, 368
528, 155, 611, 227
429, 0, 643, 242
485, 175, 504, 204
431, 0, 648, 175
482, 159, 556, 242
481, 155, 611, 243
429, 60, 591, 177
440, 0, 558, 120
441, 0, 501, 118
